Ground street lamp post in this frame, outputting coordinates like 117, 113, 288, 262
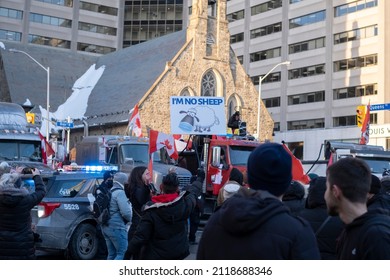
9, 48, 50, 141
256, 61, 290, 141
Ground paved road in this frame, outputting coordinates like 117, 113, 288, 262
37, 230, 203, 260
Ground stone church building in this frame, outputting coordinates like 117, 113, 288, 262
0, 0, 273, 147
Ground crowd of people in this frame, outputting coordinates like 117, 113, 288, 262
1, 141, 390, 260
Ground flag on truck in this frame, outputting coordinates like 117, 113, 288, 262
359, 103, 370, 145
128, 103, 143, 137
149, 130, 178, 160
37, 128, 55, 164
282, 142, 311, 185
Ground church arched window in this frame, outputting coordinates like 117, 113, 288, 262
201, 71, 216, 96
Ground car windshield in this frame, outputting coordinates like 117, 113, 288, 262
0, 140, 41, 161
229, 146, 257, 165
120, 144, 149, 164
357, 156, 390, 174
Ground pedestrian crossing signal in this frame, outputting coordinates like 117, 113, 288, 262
356, 105, 366, 128
26, 112, 35, 124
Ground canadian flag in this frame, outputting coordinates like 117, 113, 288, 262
37, 129, 55, 164
282, 142, 311, 185
128, 103, 143, 137
149, 130, 178, 160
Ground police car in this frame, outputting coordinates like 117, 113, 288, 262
30, 165, 117, 260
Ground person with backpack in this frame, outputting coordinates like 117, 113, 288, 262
325, 157, 390, 259
100, 172, 132, 260
93, 170, 114, 259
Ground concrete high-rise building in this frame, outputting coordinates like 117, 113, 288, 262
0, 1, 188, 52
123, 0, 187, 47
221, 0, 390, 160
0, 0, 124, 54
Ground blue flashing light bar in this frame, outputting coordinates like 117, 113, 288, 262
63, 165, 119, 173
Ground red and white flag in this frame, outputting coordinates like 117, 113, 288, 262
128, 103, 143, 137
282, 142, 311, 185
37, 129, 55, 164
149, 130, 178, 160
359, 103, 370, 145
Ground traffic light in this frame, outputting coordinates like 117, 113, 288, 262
356, 105, 366, 128
26, 112, 35, 124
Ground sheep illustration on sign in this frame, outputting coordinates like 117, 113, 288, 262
179, 106, 220, 133
170, 96, 226, 135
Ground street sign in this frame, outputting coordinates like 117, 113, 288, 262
370, 103, 390, 111
56, 121, 74, 128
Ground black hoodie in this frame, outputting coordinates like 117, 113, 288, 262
197, 188, 320, 260
336, 208, 390, 259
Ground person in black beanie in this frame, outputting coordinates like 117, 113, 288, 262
367, 174, 390, 212
197, 142, 320, 260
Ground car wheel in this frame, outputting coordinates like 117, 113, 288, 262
68, 223, 98, 260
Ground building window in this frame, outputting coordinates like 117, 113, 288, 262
288, 91, 325, 105
0, 7, 23, 19
289, 37, 325, 54
77, 42, 115, 54
333, 84, 377, 100
334, 114, 377, 127
289, 10, 325, 29
227, 9, 245, 21
35, 0, 73, 7
335, 0, 378, 17
264, 97, 281, 108
288, 118, 325, 130
0, 29, 21, 41
273, 122, 280, 132
230, 32, 244, 44
30, 13, 71, 28
334, 54, 377, 72
290, 0, 304, 3
251, 72, 281, 85
201, 71, 216, 97
251, 0, 283, 16
288, 64, 325, 80
79, 22, 116, 36
334, 25, 378, 44
227, 97, 239, 118
237, 56, 243, 64
250, 47, 281, 62
28, 34, 70, 49
250, 22, 282, 39
80, 1, 118, 16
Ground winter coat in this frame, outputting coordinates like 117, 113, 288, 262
127, 178, 202, 259
282, 181, 306, 215
128, 183, 152, 237
0, 175, 46, 260
298, 178, 344, 260
197, 188, 320, 260
367, 192, 390, 212
336, 208, 390, 259
104, 182, 132, 231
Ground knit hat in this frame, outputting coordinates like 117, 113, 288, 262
229, 168, 243, 186
370, 174, 381, 195
223, 183, 240, 201
114, 172, 128, 185
381, 176, 390, 193
103, 170, 115, 181
247, 142, 292, 196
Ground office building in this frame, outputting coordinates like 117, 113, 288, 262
223, 0, 389, 159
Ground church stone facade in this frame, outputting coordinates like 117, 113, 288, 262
136, 0, 274, 141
